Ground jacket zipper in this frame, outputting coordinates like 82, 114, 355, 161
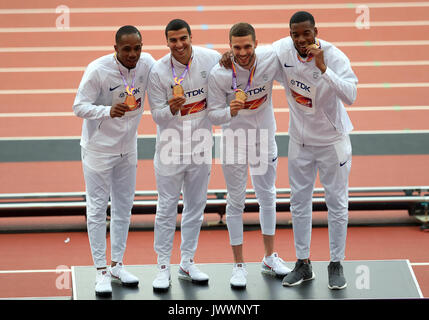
322, 109, 337, 131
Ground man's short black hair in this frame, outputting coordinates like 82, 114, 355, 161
115, 25, 142, 44
165, 19, 191, 39
289, 11, 315, 28
229, 22, 256, 42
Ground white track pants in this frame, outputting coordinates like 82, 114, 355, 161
288, 135, 352, 262
222, 141, 278, 246
154, 163, 210, 266
82, 148, 137, 269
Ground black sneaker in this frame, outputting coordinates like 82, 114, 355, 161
282, 259, 315, 286
328, 261, 347, 290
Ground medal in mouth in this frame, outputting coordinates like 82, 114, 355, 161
297, 39, 320, 63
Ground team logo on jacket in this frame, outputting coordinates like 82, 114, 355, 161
288, 78, 316, 114
181, 99, 207, 116
290, 89, 312, 108
243, 94, 267, 110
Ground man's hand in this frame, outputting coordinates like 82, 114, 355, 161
230, 99, 245, 117
110, 103, 129, 118
168, 96, 186, 115
306, 45, 326, 74
219, 50, 233, 69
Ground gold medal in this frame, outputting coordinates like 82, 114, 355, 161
307, 43, 319, 50
173, 84, 184, 97
235, 89, 248, 102
124, 94, 137, 110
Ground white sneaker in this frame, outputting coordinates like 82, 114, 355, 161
153, 264, 171, 292
95, 269, 112, 297
178, 260, 209, 284
261, 252, 292, 277
109, 262, 139, 287
230, 263, 248, 289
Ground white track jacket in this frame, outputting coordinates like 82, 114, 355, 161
73, 52, 155, 154
207, 46, 282, 139
272, 37, 358, 146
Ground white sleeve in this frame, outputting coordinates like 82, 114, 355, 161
269, 43, 288, 87
147, 69, 176, 125
274, 53, 286, 86
321, 52, 358, 106
72, 68, 111, 120
141, 54, 157, 93
207, 70, 231, 126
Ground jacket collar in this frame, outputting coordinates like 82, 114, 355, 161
113, 53, 139, 74
170, 47, 194, 68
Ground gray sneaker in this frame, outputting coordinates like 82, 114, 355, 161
282, 259, 315, 286
328, 261, 347, 290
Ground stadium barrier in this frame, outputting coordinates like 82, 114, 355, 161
1, 186, 428, 229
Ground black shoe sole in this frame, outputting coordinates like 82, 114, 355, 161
95, 291, 112, 298
153, 286, 170, 293
230, 284, 246, 290
122, 281, 139, 288
192, 279, 209, 285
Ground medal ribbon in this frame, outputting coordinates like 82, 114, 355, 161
231, 59, 257, 93
171, 56, 193, 85
114, 53, 136, 95
297, 39, 321, 63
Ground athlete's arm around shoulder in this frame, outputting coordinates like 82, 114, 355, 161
207, 64, 232, 126
196, 46, 222, 67
270, 37, 295, 85
320, 42, 358, 105
257, 44, 285, 84
73, 57, 114, 120
139, 52, 156, 91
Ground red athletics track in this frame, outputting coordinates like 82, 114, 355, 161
0, 0, 428, 299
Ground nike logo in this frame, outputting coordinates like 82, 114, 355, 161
284, 63, 294, 68
109, 85, 120, 91
340, 161, 347, 167
180, 266, 190, 275
272, 156, 278, 162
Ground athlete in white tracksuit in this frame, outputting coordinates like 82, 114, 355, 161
148, 45, 221, 272
208, 46, 282, 247
272, 35, 358, 265
207, 39, 296, 290
73, 50, 155, 270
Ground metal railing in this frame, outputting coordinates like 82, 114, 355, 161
0, 186, 428, 219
